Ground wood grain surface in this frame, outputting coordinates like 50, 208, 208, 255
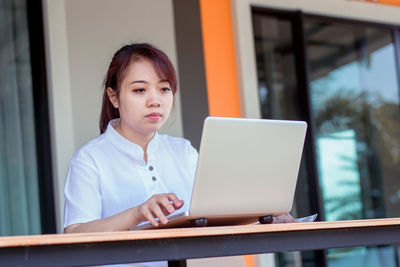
0, 218, 399, 248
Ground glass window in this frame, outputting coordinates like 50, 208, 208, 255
0, 0, 42, 235
305, 19, 400, 221
253, 12, 318, 267
252, 9, 400, 267
305, 17, 400, 266
252, 13, 301, 121
252, 12, 313, 217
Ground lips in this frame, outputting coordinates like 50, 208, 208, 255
146, 112, 161, 121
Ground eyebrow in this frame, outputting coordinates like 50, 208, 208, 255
129, 79, 169, 85
130, 80, 147, 85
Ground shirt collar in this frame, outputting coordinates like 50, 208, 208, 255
105, 118, 159, 161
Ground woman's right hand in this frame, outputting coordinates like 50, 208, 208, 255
136, 193, 184, 227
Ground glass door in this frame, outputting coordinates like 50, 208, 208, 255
252, 10, 324, 267
0, 0, 55, 235
305, 17, 400, 266
252, 7, 400, 267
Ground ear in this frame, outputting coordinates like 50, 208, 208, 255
107, 87, 119, 108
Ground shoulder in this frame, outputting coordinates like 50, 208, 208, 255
158, 133, 192, 149
157, 134, 198, 170
158, 133, 190, 146
157, 134, 198, 156
70, 134, 109, 165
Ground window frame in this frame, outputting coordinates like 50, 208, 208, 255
26, 0, 56, 234
249, 5, 400, 266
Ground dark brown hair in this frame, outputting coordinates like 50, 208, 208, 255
99, 43, 177, 133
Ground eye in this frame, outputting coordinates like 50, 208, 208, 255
133, 88, 145, 93
161, 87, 171, 92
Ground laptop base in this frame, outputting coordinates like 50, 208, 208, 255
259, 215, 273, 224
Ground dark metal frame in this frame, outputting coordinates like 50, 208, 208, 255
1, 224, 399, 267
393, 30, 400, 111
26, 0, 56, 234
304, 9, 400, 224
252, 7, 327, 266
251, 1, 400, 224
291, 11, 329, 267
251, 6, 325, 222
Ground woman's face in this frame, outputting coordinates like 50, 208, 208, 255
108, 58, 173, 137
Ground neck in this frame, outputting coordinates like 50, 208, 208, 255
114, 122, 155, 162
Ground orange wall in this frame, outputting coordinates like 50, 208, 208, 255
379, 0, 400, 6
199, 0, 241, 117
199, 1, 252, 265
352, 0, 400, 6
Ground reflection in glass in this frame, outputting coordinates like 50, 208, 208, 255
0, 0, 42, 235
305, 19, 400, 265
328, 246, 396, 267
252, 13, 315, 267
252, 10, 400, 267
252, 14, 301, 121
317, 130, 362, 221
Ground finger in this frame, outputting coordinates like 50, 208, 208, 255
166, 193, 184, 209
141, 206, 159, 227
160, 206, 170, 216
158, 196, 175, 214
288, 215, 299, 223
273, 215, 283, 224
273, 214, 297, 224
282, 214, 297, 223
175, 199, 184, 209
150, 203, 169, 225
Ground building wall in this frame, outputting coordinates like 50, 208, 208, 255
41, 0, 400, 236
43, 0, 182, 233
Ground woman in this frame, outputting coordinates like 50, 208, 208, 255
64, 43, 296, 234
64, 43, 197, 234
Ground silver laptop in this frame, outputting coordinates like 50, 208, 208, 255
135, 117, 307, 229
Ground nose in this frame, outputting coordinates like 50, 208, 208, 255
147, 89, 161, 108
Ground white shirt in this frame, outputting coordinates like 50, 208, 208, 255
64, 119, 198, 229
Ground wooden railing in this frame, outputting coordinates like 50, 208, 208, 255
0, 218, 399, 266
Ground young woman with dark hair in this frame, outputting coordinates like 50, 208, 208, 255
64, 43, 297, 238
63, 43, 197, 236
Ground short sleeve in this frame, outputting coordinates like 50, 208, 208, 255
63, 149, 102, 229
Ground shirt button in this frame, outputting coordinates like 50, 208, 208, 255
152, 176, 157, 181
149, 166, 154, 171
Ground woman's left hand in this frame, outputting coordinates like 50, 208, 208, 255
272, 213, 298, 223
